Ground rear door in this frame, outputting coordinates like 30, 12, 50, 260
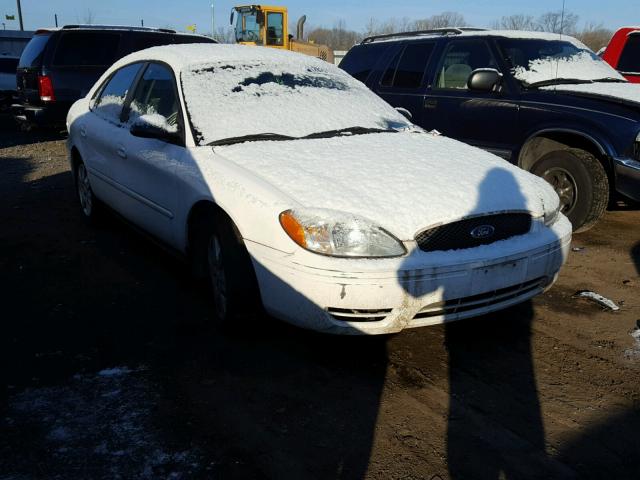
424, 39, 520, 160
80, 62, 145, 206
374, 41, 437, 126
48, 31, 122, 106
16, 33, 51, 104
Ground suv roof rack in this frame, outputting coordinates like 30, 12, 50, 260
361, 27, 486, 44
62, 24, 176, 34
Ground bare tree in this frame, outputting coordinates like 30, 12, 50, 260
576, 22, 614, 51
308, 19, 362, 50
492, 14, 539, 31
537, 11, 579, 34
214, 26, 235, 44
413, 12, 467, 30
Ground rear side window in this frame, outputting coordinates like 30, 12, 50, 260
53, 32, 121, 67
18, 34, 50, 68
618, 34, 640, 73
92, 63, 142, 122
0, 57, 19, 73
339, 43, 392, 82
381, 42, 435, 89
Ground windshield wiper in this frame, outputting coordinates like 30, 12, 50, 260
594, 77, 627, 83
302, 126, 397, 140
526, 78, 594, 88
208, 132, 296, 146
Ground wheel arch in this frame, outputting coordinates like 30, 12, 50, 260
69, 145, 83, 177
185, 200, 241, 258
518, 129, 612, 176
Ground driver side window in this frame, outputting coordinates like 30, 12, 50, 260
435, 41, 499, 90
126, 63, 181, 136
92, 63, 142, 124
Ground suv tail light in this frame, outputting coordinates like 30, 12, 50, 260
38, 75, 55, 102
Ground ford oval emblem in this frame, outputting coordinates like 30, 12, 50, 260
470, 224, 496, 239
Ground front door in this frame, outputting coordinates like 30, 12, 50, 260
425, 39, 520, 161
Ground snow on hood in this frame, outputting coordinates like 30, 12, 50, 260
215, 132, 558, 240
542, 82, 640, 106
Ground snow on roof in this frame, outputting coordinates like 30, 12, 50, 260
108, 44, 410, 145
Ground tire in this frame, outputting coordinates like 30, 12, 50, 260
192, 213, 261, 326
74, 162, 100, 221
531, 148, 609, 233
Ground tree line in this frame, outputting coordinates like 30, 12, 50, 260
303, 11, 614, 52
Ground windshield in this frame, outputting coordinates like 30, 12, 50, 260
181, 59, 410, 146
497, 38, 625, 86
235, 9, 262, 44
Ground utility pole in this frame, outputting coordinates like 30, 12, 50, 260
54, 14, 58, 28
16, 0, 24, 31
141, 19, 144, 27
211, 0, 216, 40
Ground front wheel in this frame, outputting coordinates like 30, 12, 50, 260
531, 149, 609, 233
193, 214, 261, 326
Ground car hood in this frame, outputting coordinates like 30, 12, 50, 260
543, 82, 640, 109
215, 132, 559, 240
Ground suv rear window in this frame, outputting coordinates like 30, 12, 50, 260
18, 34, 50, 68
53, 32, 121, 67
618, 34, 640, 73
340, 43, 392, 82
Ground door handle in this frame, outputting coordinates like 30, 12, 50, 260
80, 126, 87, 138
117, 146, 127, 159
424, 98, 438, 109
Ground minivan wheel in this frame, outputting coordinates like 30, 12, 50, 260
75, 162, 99, 220
531, 148, 609, 233
193, 214, 260, 326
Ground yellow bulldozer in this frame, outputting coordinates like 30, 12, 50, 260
230, 5, 334, 63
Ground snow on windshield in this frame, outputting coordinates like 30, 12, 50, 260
502, 39, 625, 85
180, 60, 410, 145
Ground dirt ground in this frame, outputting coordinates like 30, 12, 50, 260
0, 122, 639, 480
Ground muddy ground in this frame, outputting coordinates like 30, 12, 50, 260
0, 123, 639, 480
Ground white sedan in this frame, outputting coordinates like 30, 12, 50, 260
66, 44, 572, 335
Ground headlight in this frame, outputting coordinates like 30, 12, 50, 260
544, 204, 561, 226
279, 209, 406, 258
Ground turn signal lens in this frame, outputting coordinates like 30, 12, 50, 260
279, 210, 307, 248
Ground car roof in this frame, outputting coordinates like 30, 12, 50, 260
108, 43, 331, 74
361, 28, 586, 49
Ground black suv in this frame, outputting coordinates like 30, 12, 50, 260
340, 28, 640, 231
14, 25, 215, 129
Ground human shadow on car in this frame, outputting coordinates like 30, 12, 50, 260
397, 168, 566, 479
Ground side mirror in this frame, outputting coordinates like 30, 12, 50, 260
467, 68, 502, 92
395, 107, 413, 121
130, 116, 181, 144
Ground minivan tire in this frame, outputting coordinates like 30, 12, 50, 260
531, 148, 609, 233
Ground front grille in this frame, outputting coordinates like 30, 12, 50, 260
415, 213, 532, 252
413, 277, 546, 320
327, 307, 392, 323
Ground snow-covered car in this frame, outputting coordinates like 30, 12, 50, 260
66, 44, 572, 335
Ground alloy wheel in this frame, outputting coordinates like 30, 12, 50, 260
207, 234, 228, 320
542, 167, 578, 215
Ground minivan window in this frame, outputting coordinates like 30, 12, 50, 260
617, 34, 640, 73
383, 42, 435, 89
17, 34, 50, 68
53, 32, 121, 67
339, 43, 392, 82
93, 63, 142, 122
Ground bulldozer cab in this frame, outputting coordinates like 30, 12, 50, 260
231, 5, 288, 50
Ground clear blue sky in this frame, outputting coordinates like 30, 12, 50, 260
0, 0, 636, 34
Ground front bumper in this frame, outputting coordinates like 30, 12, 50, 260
246, 216, 573, 335
614, 156, 640, 202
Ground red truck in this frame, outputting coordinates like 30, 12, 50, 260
602, 27, 640, 83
